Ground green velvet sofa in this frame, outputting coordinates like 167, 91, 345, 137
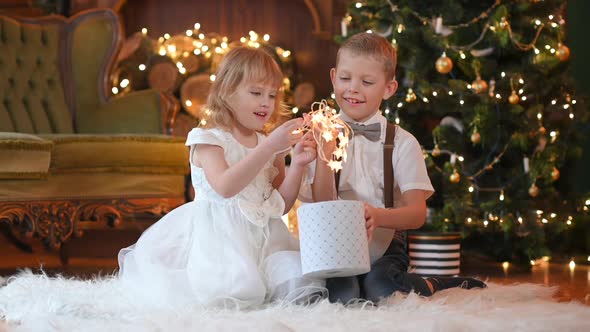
0, 9, 189, 262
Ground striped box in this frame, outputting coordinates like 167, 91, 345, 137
408, 232, 461, 276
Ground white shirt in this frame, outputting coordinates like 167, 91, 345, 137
301, 111, 434, 262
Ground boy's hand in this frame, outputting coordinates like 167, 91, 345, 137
291, 131, 317, 167
309, 121, 338, 157
364, 202, 379, 242
266, 118, 304, 153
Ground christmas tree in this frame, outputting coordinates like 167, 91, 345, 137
339, 0, 589, 264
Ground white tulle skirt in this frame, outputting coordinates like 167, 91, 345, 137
118, 200, 325, 309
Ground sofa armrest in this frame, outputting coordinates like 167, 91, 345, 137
78, 90, 180, 135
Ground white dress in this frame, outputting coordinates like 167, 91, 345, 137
118, 128, 325, 309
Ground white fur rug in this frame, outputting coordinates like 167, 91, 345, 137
0, 271, 589, 332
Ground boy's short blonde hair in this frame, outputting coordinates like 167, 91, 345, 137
203, 47, 287, 133
337, 32, 397, 81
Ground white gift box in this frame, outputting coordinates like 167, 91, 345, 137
297, 200, 370, 278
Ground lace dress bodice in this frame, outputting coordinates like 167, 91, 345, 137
187, 128, 284, 227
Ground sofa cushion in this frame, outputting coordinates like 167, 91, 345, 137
0, 15, 74, 134
40, 134, 188, 174
0, 132, 52, 179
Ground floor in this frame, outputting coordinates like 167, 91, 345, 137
461, 255, 590, 304
1, 230, 589, 305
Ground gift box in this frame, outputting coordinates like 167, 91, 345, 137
297, 200, 370, 278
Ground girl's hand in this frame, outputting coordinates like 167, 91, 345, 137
291, 131, 317, 167
266, 118, 304, 153
364, 202, 379, 243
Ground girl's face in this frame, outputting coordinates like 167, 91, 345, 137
228, 81, 278, 133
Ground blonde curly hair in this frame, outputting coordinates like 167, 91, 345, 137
202, 47, 289, 133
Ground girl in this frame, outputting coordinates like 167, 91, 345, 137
118, 47, 325, 309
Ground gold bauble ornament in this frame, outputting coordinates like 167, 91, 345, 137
508, 91, 520, 104
471, 77, 488, 94
435, 53, 453, 74
449, 170, 461, 183
471, 131, 481, 144
432, 144, 441, 157
551, 167, 560, 181
556, 43, 570, 62
528, 183, 539, 197
405, 88, 417, 103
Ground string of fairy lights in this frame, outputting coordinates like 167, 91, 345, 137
335, 1, 589, 234
110, 23, 293, 125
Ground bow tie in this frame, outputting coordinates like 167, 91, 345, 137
345, 121, 381, 142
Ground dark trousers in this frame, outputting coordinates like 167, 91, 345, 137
326, 238, 432, 303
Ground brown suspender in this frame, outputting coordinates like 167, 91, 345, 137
334, 122, 396, 207
383, 122, 396, 208
334, 122, 406, 249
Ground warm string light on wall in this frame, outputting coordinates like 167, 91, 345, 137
110, 23, 292, 100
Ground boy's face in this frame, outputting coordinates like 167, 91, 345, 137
331, 50, 397, 122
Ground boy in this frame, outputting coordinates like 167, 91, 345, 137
302, 32, 485, 303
